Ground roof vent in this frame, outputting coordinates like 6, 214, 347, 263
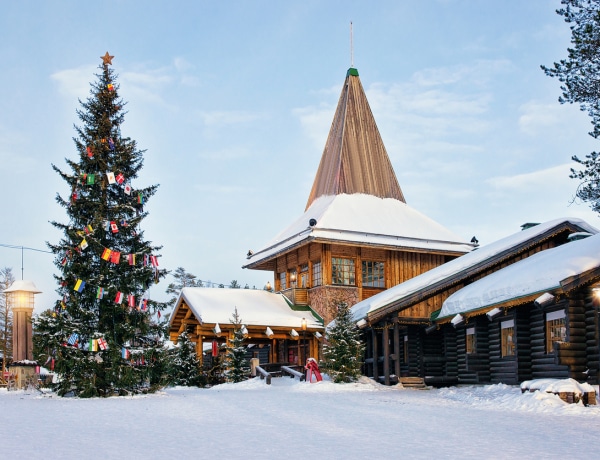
567, 232, 593, 241
520, 222, 540, 231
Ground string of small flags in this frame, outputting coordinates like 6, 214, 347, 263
61, 332, 150, 365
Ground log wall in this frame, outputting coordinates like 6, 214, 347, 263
584, 292, 599, 383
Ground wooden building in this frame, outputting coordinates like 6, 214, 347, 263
244, 68, 475, 326
168, 288, 324, 367
350, 218, 599, 386
432, 231, 600, 386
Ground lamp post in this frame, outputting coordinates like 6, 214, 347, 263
265, 281, 272, 292
4, 280, 41, 362
301, 317, 307, 366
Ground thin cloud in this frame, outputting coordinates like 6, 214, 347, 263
487, 163, 572, 190
518, 101, 563, 136
195, 110, 265, 126
197, 147, 251, 161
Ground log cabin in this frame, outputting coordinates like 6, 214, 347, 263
350, 219, 599, 386
244, 68, 475, 327
432, 231, 600, 387
169, 288, 324, 368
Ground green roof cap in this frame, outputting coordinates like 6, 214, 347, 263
347, 68, 359, 76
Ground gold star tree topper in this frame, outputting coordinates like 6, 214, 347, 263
101, 52, 114, 65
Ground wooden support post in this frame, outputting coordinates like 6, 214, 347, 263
394, 320, 400, 381
195, 325, 203, 367
383, 325, 390, 385
372, 328, 379, 382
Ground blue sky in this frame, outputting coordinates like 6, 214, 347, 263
1, 0, 599, 312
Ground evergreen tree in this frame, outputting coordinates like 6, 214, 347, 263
168, 331, 205, 387
33, 52, 168, 397
165, 267, 203, 308
320, 301, 365, 383
542, 0, 600, 213
206, 343, 226, 386
229, 280, 240, 289
0, 267, 15, 373
225, 307, 250, 383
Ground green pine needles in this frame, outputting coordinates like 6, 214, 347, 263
225, 308, 250, 383
320, 301, 365, 383
33, 56, 168, 397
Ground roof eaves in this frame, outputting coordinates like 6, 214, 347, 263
366, 221, 586, 323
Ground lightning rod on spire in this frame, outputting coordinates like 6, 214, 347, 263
350, 21, 354, 68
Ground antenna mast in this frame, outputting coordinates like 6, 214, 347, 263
350, 21, 354, 67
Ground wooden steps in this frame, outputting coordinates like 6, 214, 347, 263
399, 377, 428, 389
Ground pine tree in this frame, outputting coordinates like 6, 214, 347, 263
206, 343, 226, 386
1, 267, 15, 373
320, 301, 365, 383
225, 307, 250, 383
169, 331, 205, 387
542, 0, 600, 213
33, 52, 168, 397
165, 267, 203, 308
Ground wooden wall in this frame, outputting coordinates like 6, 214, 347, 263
584, 292, 599, 383
455, 317, 491, 384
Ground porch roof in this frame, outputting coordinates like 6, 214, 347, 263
438, 231, 600, 319
169, 288, 323, 341
348, 217, 598, 324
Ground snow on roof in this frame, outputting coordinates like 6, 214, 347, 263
349, 217, 598, 323
175, 288, 323, 328
3, 280, 42, 294
438, 231, 600, 318
245, 194, 474, 267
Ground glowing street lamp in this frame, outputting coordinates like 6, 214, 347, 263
4, 280, 41, 362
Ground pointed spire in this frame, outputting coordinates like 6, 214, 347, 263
305, 68, 405, 210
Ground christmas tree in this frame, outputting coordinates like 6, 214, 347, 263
168, 331, 205, 387
320, 301, 365, 383
34, 52, 168, 397
225, 308, 250, 383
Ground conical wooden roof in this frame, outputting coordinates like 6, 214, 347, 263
305, 68, 405, 210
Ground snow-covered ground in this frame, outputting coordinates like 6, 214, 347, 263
2, 377, 598, 459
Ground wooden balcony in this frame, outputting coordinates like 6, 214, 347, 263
281, 287, 309, 305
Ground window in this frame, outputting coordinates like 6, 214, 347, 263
362, 260, 385, 288
546, 310, 566, 353
501, 320, 515, 357
300, 264, 309, 288
466, 327, 476, 354
332, 257, 355, 286
279, 272, 286, 290
312, 262, 322, 287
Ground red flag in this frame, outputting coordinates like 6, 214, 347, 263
115, 173, 125, 184
157, 310, 161, 319
110, 221, 118, 233
128, 294, 135, 308
101, 248, 112, 261
86, 146, 93, 158
110, 251, 121, 264
212, 340, 218, 357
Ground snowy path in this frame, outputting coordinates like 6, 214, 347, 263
1, 378, 598, 459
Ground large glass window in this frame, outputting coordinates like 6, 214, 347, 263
362, 260, 385, 288
311, 262, 322, 287
332, 257, 355, 286
546, 310, 566, 353
300, 264, 309, 288
501, 320, 515, 357
279, 272, 286, 291
466, 327, 476, 354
